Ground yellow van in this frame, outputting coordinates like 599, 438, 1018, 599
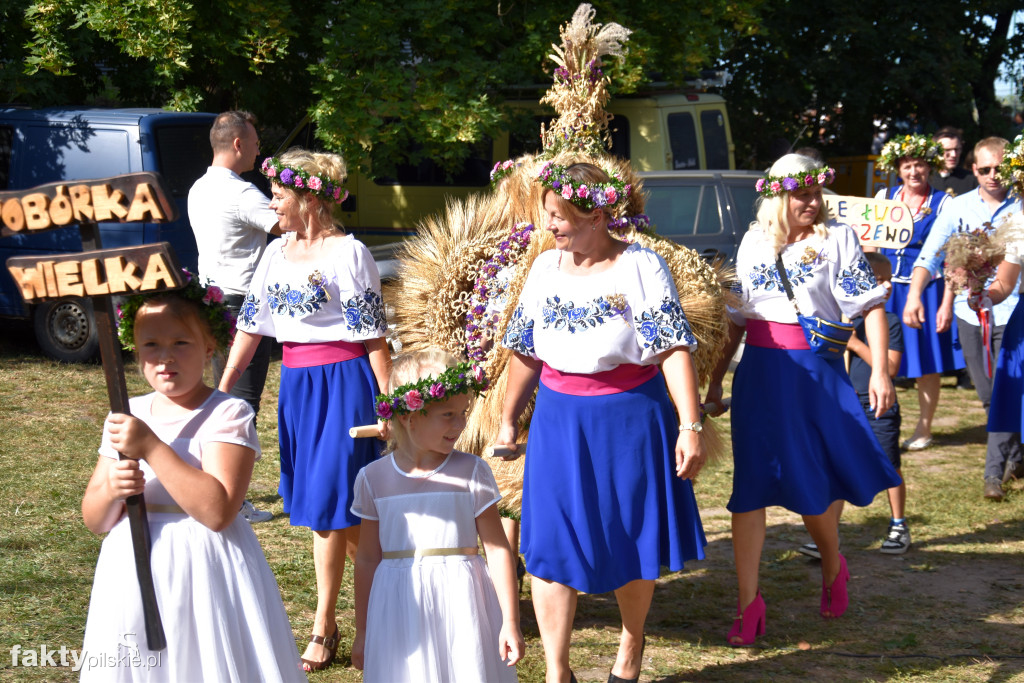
333, 93, 734, 246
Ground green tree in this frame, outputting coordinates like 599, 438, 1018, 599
720, 1, 1023, 168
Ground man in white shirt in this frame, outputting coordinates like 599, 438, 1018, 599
189, 111, 280, 522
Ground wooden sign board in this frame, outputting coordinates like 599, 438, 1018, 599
0, 172, 178, 239
825, 195, 913, 249
6, 242, 184, 303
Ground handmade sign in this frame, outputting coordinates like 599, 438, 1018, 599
825, 195, 913, 249
3, 173, 178, 651
0, 172, 177, 238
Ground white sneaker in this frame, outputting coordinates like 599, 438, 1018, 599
241, 500, 273, 523
880, 522, 910, 554
797, 542, 821, 559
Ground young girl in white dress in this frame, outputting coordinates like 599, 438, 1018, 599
79, 277, 305, 682
351, 349, 524, 682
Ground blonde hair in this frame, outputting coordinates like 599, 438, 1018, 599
274, 147, 347, 231
753, 153, 832, 255
386, 348, 464, 451
541, 162, 614, 225
974, 136, 1008, 159
134, 295, 218, 363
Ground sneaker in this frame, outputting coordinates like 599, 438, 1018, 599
798, 542, 821, 559
880, 522, 910, 554
241, 500, 273, 523
983, 478, 1004, 501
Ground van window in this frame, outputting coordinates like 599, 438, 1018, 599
607, 115, 629, 161
374, 137, 492, 187
667, 113, 698, 170
154, 125, 213, 197
20, 125, 131, 186
726, 182, 759, 233
701, 110, 730, 169
0, 126, 12, 189
644, 184, 722, 236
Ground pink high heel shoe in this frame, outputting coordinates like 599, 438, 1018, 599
821, 553, 850, 618
727, 592, 766, 646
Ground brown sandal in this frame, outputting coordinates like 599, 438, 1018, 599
300, 623, 339, 672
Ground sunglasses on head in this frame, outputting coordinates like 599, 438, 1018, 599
976, 166, 999, 176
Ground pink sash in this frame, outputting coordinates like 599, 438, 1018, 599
745, 319, 810, 350
540, 362, 659, 396
282, 340, 366, 368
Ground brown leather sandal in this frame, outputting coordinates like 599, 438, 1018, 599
300, 622, 339, 672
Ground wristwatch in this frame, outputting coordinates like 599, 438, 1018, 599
679, 421, 703, 433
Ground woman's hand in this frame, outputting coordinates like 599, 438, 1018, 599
868, 368, 895, 419
675, 429, 706, 480
106, 458, 145, 500
703, 383, 728, 417
494, 421, 520, 457
105, 414, 159, 460
376, 419, 390, 442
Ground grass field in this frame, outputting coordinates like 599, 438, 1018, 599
1, 320, 1023, 682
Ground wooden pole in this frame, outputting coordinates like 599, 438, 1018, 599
78, 222, 166, 651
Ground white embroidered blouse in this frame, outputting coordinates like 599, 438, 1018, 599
236, 233, 387, 343
501, 243, 697, 374
729, 221, 887, 325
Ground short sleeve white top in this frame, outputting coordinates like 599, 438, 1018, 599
236, 233, 387, 343
501, 243, 697, 374
188, 167, 279, 296
729, 221, 887, 325
98, 391, 260, 509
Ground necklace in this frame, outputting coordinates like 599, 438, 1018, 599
899, 187, 930, 216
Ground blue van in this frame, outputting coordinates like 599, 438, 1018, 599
0, 108, 215, 361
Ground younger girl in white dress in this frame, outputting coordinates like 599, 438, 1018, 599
80, 277, 304, 682
351, 349, 524, 682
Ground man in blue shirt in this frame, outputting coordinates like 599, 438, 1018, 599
903, 137, 1023, 501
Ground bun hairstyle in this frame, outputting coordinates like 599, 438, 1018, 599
754, 153, 831, 255
274, 147, 348, 230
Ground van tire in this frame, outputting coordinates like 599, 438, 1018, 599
33, 298, 99, 363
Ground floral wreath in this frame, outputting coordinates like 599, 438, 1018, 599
465, 222, 535, 361
877, 134, 945, 175
755, 166, 836, 198
375, 362, 489, 421
536, 160, 630, 211
116, 269, 236, 353
489, 159, 521, 187
260, 157, 349, 204
997, 133, 1024, 199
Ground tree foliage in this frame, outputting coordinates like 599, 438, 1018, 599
720, 1, 1023, 168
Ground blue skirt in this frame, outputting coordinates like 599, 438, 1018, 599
887, 279, 964, 377
729, 345, 902, 515
278, 356, 382, 530
521, 374, 707, 595
989, 302, 1024, 432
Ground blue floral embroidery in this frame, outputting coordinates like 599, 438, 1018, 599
540, 295, 622, 332
838, 256, 878, 297
342, 288, 386, 334
633, 297, 696, 350
238, 293, 260, 328
266, 280, 329, 318
503, 305, 535, 355
748, 260, 815, 291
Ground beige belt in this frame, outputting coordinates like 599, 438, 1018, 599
146, 503, 186, 514
381, 546, 478, 560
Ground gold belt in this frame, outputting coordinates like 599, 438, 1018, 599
146, 503, 186, 514
381, 546, 479, 560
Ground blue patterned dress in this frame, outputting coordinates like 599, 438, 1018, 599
502, 243, 707, 594
728, 223, 902, 514
238, 233, 387, 530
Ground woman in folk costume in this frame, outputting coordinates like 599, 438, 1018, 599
873, 134, 961, 450
386, 6, 730, 682
705, 153, 902, 646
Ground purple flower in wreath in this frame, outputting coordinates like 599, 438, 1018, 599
280, 168, 295, 185
782, 177, 799, 192
428, 382, 446, 398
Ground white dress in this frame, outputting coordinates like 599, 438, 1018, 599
80, 391, 304, 683
351, 450, 516, 683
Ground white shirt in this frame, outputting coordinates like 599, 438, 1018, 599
237, 233, 387, 343
188, 166, 279, 295
502, 243, 697, 374
729, 222, 888, 325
